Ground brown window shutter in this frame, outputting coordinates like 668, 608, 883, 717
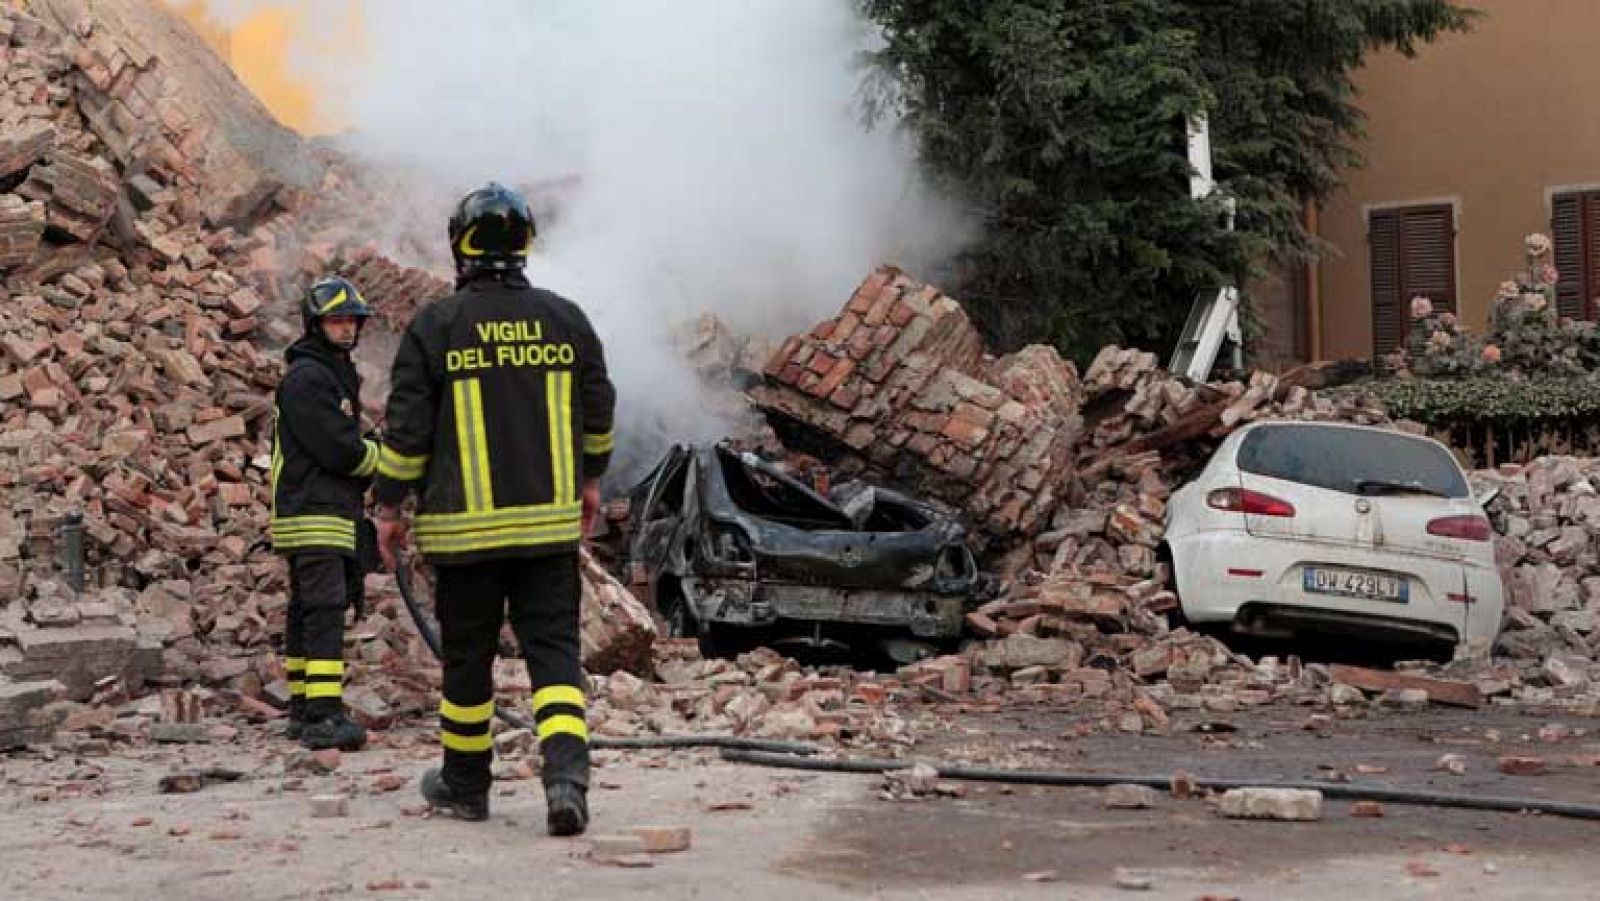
1370, 209, 1403, 355
1587, 193, 1600, 318
1398, 204, 1457, 314
1552, 192, 1586, 319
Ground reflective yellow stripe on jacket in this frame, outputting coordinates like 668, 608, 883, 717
271, 514, 357, 552
455, 377, 496, 511
413, 502, 582, 555
377, 445, 429, 481
351, 439, 380, 478
546, 371, 574, 504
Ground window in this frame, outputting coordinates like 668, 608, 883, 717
1238, 425, 1469, 499
1368, 204, 1457, 355
1552, 190, 1600, 321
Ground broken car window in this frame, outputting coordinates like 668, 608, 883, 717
647, 454, 689, 521
715, 446, 855, 531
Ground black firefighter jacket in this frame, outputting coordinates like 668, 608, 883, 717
373, 272, 616, 565
269, 335, 379, 555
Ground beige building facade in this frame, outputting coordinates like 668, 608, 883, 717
1259, 0, 1600, 364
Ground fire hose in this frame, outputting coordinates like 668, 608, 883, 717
394, 558, 1600, 821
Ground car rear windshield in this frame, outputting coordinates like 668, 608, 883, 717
1237, 425, 1469, 498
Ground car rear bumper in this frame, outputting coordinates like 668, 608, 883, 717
684, 577, 968, 638
1170, 530, 1504, 647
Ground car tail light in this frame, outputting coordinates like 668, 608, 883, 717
1426, 515, 1492, 542
1206, 487, 1296, 518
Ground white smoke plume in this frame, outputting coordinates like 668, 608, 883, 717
202, 0, 970, 483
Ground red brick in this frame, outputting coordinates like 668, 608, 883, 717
827, 383, 860, 410
939, 412, 989, 449
845, 328, 876, 361
828, 311, 861, 344
224, 317, 258, 338
863, 283, 900, 326
224, 287, 261, 318
813, 356, 856, 399
22, 366, 54, 396
2, 335, 49, 365
217, 483, 254, 507
849, 267, 894, 316
765, 337, 801, 376
807, 352, 838, 376
28, 387, 62, 410
1497, 756, 1545, 776
888, 301, 917, 328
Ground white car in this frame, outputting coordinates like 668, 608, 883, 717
1165, 421, 1504, 650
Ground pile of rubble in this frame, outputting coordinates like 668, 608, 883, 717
1477, 457, 1600, 686
0, 2, 653, 750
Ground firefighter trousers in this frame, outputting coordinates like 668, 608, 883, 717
434, 553, 589, 797
284, 552, 361, 720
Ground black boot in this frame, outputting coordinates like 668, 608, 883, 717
299, 712, 367, 751
545, 781, 588, 837
421, 768, 489, 821
285, 697, 307, 741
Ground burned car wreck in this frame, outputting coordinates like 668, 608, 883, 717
620, 444, 985, 663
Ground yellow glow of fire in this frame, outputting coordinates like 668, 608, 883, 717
164, 1, 355, 135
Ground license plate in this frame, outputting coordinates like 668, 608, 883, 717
1302, 566, 1408, 602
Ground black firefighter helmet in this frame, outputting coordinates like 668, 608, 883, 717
448, 181, 535, 276
302, 275, 373, 337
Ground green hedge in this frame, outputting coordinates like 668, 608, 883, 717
1373, 376, 1600, 425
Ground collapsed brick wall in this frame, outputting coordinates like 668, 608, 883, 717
752, 265, 1084, 544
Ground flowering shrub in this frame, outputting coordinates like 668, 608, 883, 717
1396, 233, 1591, 379
1372, 233, 1600, 427
1404, 294, 1487, 379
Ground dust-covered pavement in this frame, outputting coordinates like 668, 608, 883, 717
3, 709, 1599, 900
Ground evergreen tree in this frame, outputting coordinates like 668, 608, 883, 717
862, 0, 1475, 360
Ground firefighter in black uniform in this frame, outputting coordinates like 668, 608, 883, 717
373, 182, 615, 836
271, 276, 379, 752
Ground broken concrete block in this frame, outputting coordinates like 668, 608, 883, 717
1104, 784, 1161, 810
0, 194, 46, 269
1327, 683, 1366, 706
1216, 788, 1323, 822
0, 679, 65, 749
632, 826, 692, 853
310, 794, 350, 818
148, 722, 211, 744
579, 549, 657, 677
2, 624, 138, 701
1113, 868, 1155, 891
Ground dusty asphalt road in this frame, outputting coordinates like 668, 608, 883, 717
1, 707, 1598, 900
